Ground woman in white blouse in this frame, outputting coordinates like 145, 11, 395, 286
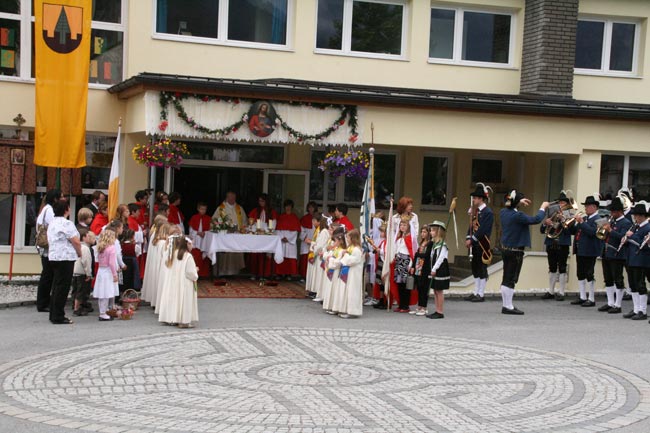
47, 199, 82, 325
35, 189, 62, 312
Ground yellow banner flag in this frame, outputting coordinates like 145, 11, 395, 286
34, 0, 91, 168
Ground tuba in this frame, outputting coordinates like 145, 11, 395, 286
545, 190, 578, 238
595, 217, 611, 240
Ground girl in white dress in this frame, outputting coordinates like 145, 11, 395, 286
93, 230, 118, 321
154, 225, 182, 314
304, 212, 321, 297
323, 228, 346, 314
310, 216, 331, 302
140, 215, 167, 303
337, 229, 364, 318
158, 236, 199, 328
316, 221, 337, 304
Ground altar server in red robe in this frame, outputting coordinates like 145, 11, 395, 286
334, 203, 355, 231
247, 193, 278, 279
188, 202, 212, 277
276, 200, 302, 279
167, 192, 185, 234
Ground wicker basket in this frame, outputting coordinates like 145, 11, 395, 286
121, 289, 140, 311
120, 308, 134, 320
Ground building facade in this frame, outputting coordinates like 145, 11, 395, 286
1, 0, 650, 294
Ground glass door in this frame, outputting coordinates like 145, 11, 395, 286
263, 170, 310, 214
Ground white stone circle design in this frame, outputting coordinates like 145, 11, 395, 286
0, 327, 649, 433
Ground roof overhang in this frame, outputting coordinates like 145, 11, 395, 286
108, 72, 650, 121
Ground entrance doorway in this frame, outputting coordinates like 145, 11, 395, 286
173, 166, 263, 219
172, 166, 310, 226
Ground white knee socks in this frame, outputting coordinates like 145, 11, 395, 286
587, 280, 595, 302
578, 280, 586, 301
632, 292, 640, 313
605, 286, 615, 307
614, 288, 624, 308
640, 295, 648, 314
549, 273, 558, 294
478, 278, 487, 298
558, 273, 567, 296
500, 285, 514, 309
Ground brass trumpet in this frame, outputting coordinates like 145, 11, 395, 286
563, 211, 585, 229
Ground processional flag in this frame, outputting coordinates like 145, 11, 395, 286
107, 121, 121, 221
34, 0, 91, 168
359, 150, 375, 250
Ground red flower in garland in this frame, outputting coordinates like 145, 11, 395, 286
174, 92, 182, 98
349, 134, 358, 143
339, 119, 345, 125
158, 120, 168, 132
202, 96, 210, 102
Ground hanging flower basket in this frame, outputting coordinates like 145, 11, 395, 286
318, 149, 370, 179
132, 138, 189, 169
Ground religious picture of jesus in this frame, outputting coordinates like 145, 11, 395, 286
247, 101, 277, 138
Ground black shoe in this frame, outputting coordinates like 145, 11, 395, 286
597, 304, 612, 312
623, 293, 632, 301
373, 302, 387, 310
541, 292, 555, 300
502, 307, 524, 315
471, 296, 485, 303
37, 308, 50, 313
51, 317, 73, 325
464, 294, 477, 301
623, 310, 636, 319
426, 312, 445, 319
72, 309, 88, 317
631, 312, 648, 321
555, 294, 565, 301
581, 300, 596, 307
608, 307, 622, 314
571, 298, 586, 305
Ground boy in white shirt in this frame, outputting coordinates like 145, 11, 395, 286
72, 229, 95, 316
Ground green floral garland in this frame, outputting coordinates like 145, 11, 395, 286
159, 92, 359, 143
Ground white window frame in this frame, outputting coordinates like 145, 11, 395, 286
574, 16, 641, 78
314, 0, 409, 61
0, 0, 128, 89
420, 151, 454, 211
427, 5, 516, 69
309, 148, 401, 208
151, 0, 295, 52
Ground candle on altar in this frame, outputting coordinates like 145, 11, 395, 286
256, 219, 262, 231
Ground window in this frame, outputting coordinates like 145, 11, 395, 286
316, 0, 407, 59
310, 149, 398, 207
0, 14, 20, 77
599, 154, 650, 202
1, 0, 126, 85
472, 158, 503, 184
575, 18, 638, 75
421, 155, 451, 208
154, 0, 291, 48
429, 6, 513, 66
599, 154, 624, 200
628, 157, 650, 202
185, 141, 285, 165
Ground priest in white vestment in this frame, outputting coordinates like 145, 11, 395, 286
213, 192, 246, 276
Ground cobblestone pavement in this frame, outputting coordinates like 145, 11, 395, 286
0, 326, 649, 433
